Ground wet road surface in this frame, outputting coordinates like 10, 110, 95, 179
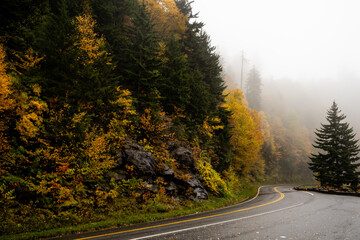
52, 185, 360, 240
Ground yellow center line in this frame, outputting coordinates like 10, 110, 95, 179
76, 186, 285, 240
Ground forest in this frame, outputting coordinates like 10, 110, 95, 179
0, 0, 313, 236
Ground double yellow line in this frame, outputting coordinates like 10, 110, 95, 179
76, 187, 284, 240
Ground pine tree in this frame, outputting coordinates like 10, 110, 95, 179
246, 66, 262, 111
309, 101, 360, 190
122, 2, 163, 112
159, 35, 190, 114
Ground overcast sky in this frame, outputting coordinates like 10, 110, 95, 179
191, 0, 360, 83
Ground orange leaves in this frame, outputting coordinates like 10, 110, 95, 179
0, 44, 14, 153
138, 108, 172, 144
0, 44, 14, 112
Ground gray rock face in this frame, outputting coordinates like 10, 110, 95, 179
174, 173, 209, 201
123, 144, 156, 178
191, 187, 209, 201
170, 146, 194, 168
166, 181, 177, 192
186, 176, 203, 188
161, 164, 175, 177
112, 143, 209, 202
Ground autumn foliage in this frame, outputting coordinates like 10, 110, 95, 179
0, 0, 311, 236
223, 89, 265, 178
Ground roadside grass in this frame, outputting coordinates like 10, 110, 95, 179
296, 185, 317, 190
296, 184, 360, 193
1, 184, 260, 240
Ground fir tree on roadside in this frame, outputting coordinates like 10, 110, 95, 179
309, 101, 360, 190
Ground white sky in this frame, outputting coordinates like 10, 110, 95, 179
191, 0, 360, 82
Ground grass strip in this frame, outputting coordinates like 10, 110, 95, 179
1, 184, 260, 240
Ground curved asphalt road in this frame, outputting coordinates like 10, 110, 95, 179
53, 185, 360, 240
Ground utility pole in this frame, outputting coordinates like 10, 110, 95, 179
240, 51, 245, 90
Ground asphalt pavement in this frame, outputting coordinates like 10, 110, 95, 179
51, 185, 360, 240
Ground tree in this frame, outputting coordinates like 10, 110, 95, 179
122, 2, 163, 112
140, 0, 187, 39
0, 44, 15, 153
159, 36, 190, 114
309, 101, 360, 190
223, 89, 264, 178
246, 66, 262, 111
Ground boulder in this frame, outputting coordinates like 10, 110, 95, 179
186, 176, 203, 188
161, 164, 175, 177
123, 144, 156, 178
115, 151, 124, 167
166, 181, 177, 192
170, 146, 194, 168
173, 173, 209, 201
191, 187, 208, 201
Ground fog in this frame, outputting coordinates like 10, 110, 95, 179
192, 0, 360, 136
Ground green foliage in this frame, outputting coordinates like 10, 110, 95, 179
121, 2, 163, 112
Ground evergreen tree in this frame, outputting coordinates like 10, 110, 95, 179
309, 101, 360, 190
176, 0, 226, 123
122, 2, 163, 112
159, 35, 190, 114
246, 66, 262, 111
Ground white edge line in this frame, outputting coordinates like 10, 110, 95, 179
151, 186, 263, 220
203, 186, 263, 211
305, 191, 314, 196
131, 202, 304, 240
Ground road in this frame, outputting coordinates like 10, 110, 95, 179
53, 185, 360, 240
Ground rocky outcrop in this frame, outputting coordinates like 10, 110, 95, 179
170, 146, 195, 168
122, 144, 156, 179
109, 142, 208, 202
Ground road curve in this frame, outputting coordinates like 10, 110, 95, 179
52, 185, 360, 240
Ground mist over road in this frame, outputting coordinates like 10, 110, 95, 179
54, 186, 360, 240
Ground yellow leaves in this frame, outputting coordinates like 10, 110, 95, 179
10, 48, 43, 75
0, 44, 14, 113
138, 108, 172, 144
95, 189, 118, 207
0, 44, 15, 152
141, 0, 187, 39
0, 44, 47, 144
83, 131, 115, 179
31, 84, 41, 97
15, 92, 47, 143
200, 117, 224, 138
194, 149, 229, 195
71, 111, 87, 125
16, 112, 44, 141
73, 13, 108, 65
111, 87, 136, 115
223, 89, 265, 176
